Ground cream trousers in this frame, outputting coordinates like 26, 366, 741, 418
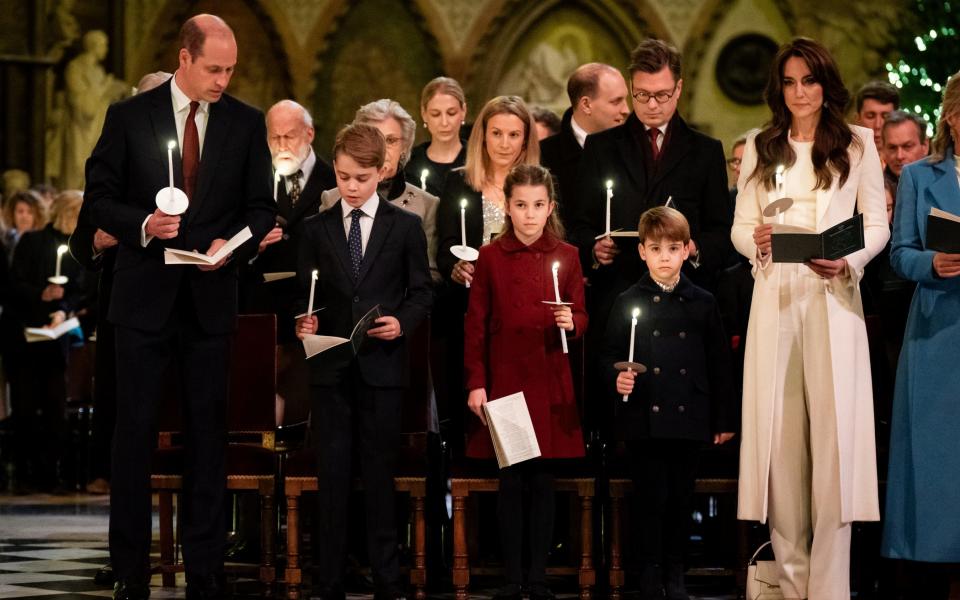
767, 264, 851, 600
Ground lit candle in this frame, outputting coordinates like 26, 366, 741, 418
623, 307, 640, 402
774, 164, 785, 199
54, 244, 68, 280
604, 179, 613, 235
420, 168, 429, 190
459, 198, 468, 249
552, 261, 568, 354
273, 170, 280, 203
306, 269, 318, 317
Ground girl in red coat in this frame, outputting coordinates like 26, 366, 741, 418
464, 163, 587, 600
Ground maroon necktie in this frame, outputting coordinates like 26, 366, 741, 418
648, 127, 661, 162
182, 101, 200, 201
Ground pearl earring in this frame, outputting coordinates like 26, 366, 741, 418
423, 122, 428, 128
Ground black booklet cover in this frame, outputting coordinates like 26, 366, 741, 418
771, 213, 865, 263
926, 208, 960, 253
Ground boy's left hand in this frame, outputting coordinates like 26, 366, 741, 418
551, 305, 574, 331
713, 432, 735, 445
368, 316, 402, 340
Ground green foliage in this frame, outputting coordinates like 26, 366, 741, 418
885, 0, 958, 134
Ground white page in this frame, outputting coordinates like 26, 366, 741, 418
301, 334, 349, 359
263, 271, 296, 282
25, 317, 81, 343
482, 391, 541, 469
164, 226, 253, 265
931, 207, 960, 223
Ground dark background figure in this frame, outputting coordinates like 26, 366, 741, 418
82, 14, 275, 600
404, 77, 468, 198
530, 105, 561, 141
539, 62, 629, 226
9, 190, 86, 492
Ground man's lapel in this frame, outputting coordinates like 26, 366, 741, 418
188, 96, 233, 223
356, 200, 395, 285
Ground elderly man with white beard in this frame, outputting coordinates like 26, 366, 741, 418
238, 99, 336, 424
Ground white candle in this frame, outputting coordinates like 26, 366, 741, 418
604, 179, 613, 235
167, 140, 176, 207
459, 198, 468, 248
623, 307, 640, 402
664, 195, 674, 209
273, 171, 280, 203
552, 261, 568, 354
774, 165, 786, 225
420, 169, 429, 190
306, 269, 318, 317
54, 245, 68, 279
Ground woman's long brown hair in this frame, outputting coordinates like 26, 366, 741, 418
748, 37, 862, 190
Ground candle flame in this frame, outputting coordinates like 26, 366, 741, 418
460, 198, 468, 209
311, 269, 318, 280
775, 164, 785, 175
167, 140, 177, 150
605, 179, 613, 190
57, 245, 69, 256
421, 169, 429, 178
631, 307, 640, 318
552, 261, 560, 272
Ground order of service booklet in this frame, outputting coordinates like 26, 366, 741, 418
301, 304, 383, 359
926, 207, 960, 253
482, 391, 541, 469
771, 213, 865, 263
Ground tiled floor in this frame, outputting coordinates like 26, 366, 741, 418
0, 493, 736, 599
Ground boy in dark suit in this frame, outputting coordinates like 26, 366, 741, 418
600, 207, 735, 600
295, 123, 433, 600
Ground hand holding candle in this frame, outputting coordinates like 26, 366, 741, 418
623, 307, 640, 402
450, 198, 479, 287
155, 140, 188, 215
551, 261, 569, 354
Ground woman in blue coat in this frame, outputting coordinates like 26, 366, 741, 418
882, 71, 960, 596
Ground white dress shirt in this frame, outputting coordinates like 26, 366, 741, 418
170, 73, 209, 158
340, 193, 379, 255
571, 114, 589, 148
644, 123, 669, 150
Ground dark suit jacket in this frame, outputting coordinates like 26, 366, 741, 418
539, 108, 583, 224
83, 79, 276, 335
600, 273, 734, 442
297, 197, 433, 387
570, 112, 732, 303
240, 155, 334, 342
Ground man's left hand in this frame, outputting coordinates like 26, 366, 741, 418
93, 229, 119, 251
198, 238, 229, 271
807, 258, 847, 279
368, 316, 402, 340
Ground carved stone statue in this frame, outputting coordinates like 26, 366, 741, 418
45, 30, 128, 190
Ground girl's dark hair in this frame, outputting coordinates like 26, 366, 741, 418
502, 164, 565, 240
749, 37, 861, 190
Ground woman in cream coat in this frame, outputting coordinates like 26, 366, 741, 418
731, 38, 888, 600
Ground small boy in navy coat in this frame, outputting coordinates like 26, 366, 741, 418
600, 206, 735, 600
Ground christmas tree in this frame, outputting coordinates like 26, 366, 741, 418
884, 0, 958, 136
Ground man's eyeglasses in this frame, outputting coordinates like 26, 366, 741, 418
726, 157, 742, 168
632, 86, 677, 104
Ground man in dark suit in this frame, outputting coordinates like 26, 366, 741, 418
539, 62, 629, 222
83, 14, 275, 600
296, 123, 433, 600
572, 39, 731, 307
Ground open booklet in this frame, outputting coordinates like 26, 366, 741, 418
771, 213, 865, 263
927, 207, 960, 253
164, 226, 252, 265
302, 304, 383, 359
24, 317, 81, 343
482, 392, 542, 469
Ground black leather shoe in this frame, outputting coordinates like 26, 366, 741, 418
185, 573, 225, 600
113, 579, 150, 600
94, 563, 115, 586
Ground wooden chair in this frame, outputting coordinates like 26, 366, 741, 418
282, 318, 433, 600
150, 314, 279, 588
449, 336, 597, 600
